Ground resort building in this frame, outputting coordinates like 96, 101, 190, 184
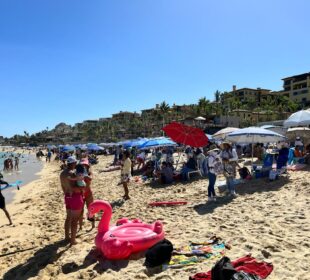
224, 86, 274, 106
281, 72, 310, 106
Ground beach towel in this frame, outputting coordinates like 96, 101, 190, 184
189, 256, 273, 280
167, 238, 226, 269
286, 164, 306, 171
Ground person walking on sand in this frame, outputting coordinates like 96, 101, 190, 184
60, 156, 83, 245
0, 174, 13, 225
120, 151, 132, 200
14, 156, 19, 170
206, 147, 222, 202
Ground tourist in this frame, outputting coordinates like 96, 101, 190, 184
136, 150, 146, 170
276, 142, 289, 171
14, 156, 19, 170
304, 144, 310, 164
181, 153, 197, 181
46, 150, 52, 162
0, 173, 12, 225
206, 147, 221, 201
120, 150, 132, 200
220, 142, 239, 196
60, 156, 83, 245
195, 148, 205, 175
294, 146, 304, 163
80, 158, 95, 230
160, 161, 174, 184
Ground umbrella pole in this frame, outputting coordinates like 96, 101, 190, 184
251, 135, 254, 165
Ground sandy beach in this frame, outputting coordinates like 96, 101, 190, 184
0, 155, 309, 280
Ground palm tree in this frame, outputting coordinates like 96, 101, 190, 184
214, 90, 221, 102
159, 101, 170, 128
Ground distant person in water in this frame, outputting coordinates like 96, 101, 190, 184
46, 150, 52, 162
0, 173, 13, 225
14, 156, 19, 170
60, 156, 83, 245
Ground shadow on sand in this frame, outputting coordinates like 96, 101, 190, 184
194, 176, 292, 215
61, 248, 146, 275
3, 239, 69, 280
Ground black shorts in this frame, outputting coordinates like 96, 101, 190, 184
0, 195, 5, 209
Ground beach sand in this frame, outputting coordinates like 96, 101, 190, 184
0, 155, 309, 280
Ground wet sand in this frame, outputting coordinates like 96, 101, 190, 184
0, 155, 309, 280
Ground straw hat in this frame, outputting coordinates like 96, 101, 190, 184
220, 141, 232, 149
207, 144, 220, 154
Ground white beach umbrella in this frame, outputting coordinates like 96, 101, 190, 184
283, 110, 310, 127
260, 125, 287, 136
212, 127, 239, 140
227, 126, 286, 162
286, 127, 310, 141
195, 116, 206, 121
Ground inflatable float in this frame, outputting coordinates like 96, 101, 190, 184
148, 201, 188, 207
88, 200, 165, 260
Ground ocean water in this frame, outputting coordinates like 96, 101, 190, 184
0, 152, 43, 204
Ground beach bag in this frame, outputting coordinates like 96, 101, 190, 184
211, 257, 236, 280
144, 239, 173, 268
238, 167, 250, 179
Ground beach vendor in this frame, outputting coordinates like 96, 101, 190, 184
60, 156, 83, 245
120, 151, 132, 200
0, 174, 12, 225
220, 142, 239, 196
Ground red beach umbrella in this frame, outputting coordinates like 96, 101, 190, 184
162, 122, 209, 147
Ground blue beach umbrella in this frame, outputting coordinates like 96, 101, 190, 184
123, 138, 149, 148
61, 145, 76, 152
86, 143, 104, 151
138, 137, 177, 150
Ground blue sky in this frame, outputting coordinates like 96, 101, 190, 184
1, 0, 309, 137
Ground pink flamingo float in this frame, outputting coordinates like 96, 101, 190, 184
88, 200, 165, 260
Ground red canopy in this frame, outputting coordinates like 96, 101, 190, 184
162, 122, 208, 148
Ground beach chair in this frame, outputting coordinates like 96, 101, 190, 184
187, 160, 202, 180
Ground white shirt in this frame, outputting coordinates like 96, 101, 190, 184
220, 148, 238, 162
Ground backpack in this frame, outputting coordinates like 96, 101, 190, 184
238, 167, 250, 179
211, 257, 236, 280
144, 239, 173, 268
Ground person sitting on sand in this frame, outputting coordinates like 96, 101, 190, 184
181, 154, 197, 181
60, 156, 84, 245
304, 144, 310, 164
294, 146, 304, 163
120, 151, 132, 200
159, 161, 174, 184
0, 174, 13, 225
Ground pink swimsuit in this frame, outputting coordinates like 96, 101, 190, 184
64, 193, 84, 211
